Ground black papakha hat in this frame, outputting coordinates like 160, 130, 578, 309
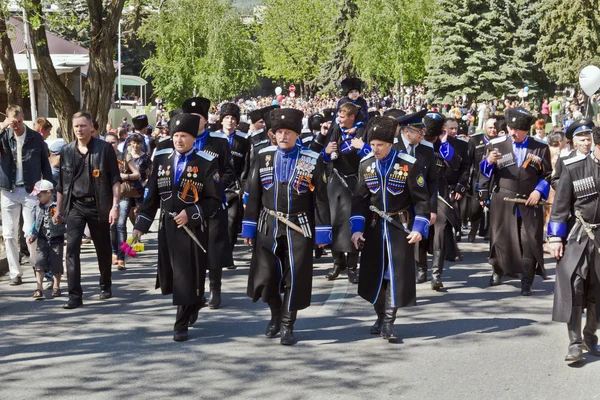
322, 108, 336, 122
341, 78, 362, 95
383, 108, 406, 119
169, 113, 200, 137
505, 107, 535, 131
367, 116, 397, 144
182, 97, 211, 121
424, 112, 446, 137
270, 109, 304, 135
308, 113, 324, 132
248, 109, 263, 124
132, 115, 149, 131
220, 102, 240, 123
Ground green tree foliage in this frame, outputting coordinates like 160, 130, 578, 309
256, 0, 338, 96
349, 0, 433, 91
497, 0, 553, 99
425, 0, 551, 103
424, 0, 472, 103
537, 0, 600, 86
140, 0, 259, 107
312, 0, 357, 94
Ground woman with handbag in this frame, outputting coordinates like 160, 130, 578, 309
114, 134, 143, 270
128, 133, 152, 220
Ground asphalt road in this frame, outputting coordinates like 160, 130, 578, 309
1, 223, 599, 400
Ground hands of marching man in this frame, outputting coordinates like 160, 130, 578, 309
132, 229, 143, 242
525, 190, 542, 206
550, 241, 564, 260
173, 209, 189, 228
352, 232, 365, 249
407, 231, 422, 244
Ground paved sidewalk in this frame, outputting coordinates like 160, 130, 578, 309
1, 224, 599, 399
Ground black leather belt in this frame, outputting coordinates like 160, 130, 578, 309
74, 196, 96, 204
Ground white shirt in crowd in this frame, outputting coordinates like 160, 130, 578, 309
15, 133, 25, 185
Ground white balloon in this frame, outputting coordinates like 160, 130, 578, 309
579, 65, 600, 96
275, 87, 282, 95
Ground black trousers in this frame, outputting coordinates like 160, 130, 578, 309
175, 304, 202, 331
66, 200, 112, 301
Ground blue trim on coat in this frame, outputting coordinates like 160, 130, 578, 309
548, 221, 567, 238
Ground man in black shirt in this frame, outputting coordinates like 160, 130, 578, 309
54, 111, 122, 309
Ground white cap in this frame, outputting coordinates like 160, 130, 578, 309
31, 180, 54, 196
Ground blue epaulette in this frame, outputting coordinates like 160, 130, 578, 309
197, 150, 216, 161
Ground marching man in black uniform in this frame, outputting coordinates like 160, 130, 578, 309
132, 113, 222, 342
390, 110, 438, 286
479, 107, 551, 295
218, 103, 251, 258
183, 97, 235, 309
242, 108, 331, 346
548, 124, 600, 363
467, 117, 498, 242
350, 116, 430, 343
322, 102, 371, 283
417, 112, 465, 290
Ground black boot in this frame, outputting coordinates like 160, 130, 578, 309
346, 253, 359, 284
468, 219, 478, 243
381, 283, 398, 343
370, 286, 386, 335
265, 296, 282, 338
208, 268, 222, 309
520, 257, 535, 296
583, 302, 600, 356
431, 250, 444, 291
280, 290, 297, 345
416, 263, 427, 284
415, 245, 428, 283
326, 251, 346, 281
566, 306, 584, 362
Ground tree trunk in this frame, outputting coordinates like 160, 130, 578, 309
27, 0, 78, 141
0, 17, 22, 107
82, 0, 126, 133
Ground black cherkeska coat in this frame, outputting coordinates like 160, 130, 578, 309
243, 145, 331, 311
478, 135, 551, 276
549, 153, 600, 322
135, 150, 222, 305
196, 131, 236, 269
325, 123, 369, 253
351, 150, 430, 307
223, 130, 251, 246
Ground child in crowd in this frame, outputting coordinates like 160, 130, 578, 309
27, 180, 66, 299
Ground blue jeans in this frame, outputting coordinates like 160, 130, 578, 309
110, 197, 138, 260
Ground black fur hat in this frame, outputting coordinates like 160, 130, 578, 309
322, 108, 336, 122
132, 115, 148, 131
248, 109, 263, 124
341, 78, 362, 95
182, 97, 211, 120
505, 107, 535, 131
383, 108, 406, 119
270, 109, 304, 135
494, 116, 507, 133
237, 122, 250, 133
220, 102, 240, 123
424, 112, 446, 137
169, 113, 200, 137
168, 108, 182, 119
367, 116, 397, 144
308, 113, 324, 132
